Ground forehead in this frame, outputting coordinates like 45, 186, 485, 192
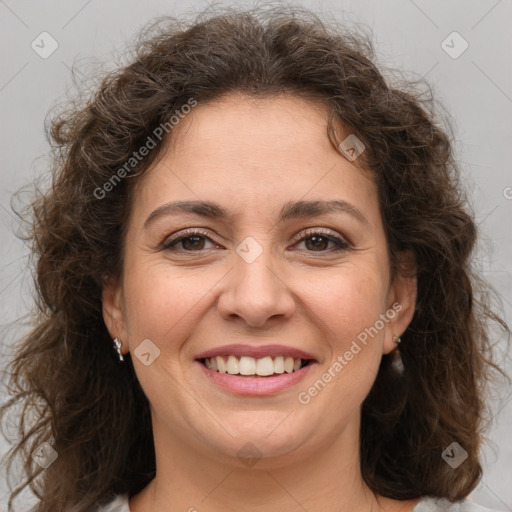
132, 93, 380, 228
170, 93, 335, 160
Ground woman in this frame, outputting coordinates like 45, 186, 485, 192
0, 5, 509, 512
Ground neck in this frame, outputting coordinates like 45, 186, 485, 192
128, 410, 415, 512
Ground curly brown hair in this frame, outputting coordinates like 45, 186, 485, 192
0, 4, 509, 512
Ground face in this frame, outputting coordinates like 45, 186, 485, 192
103, 93, 416, 468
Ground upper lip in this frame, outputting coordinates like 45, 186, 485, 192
195, 344, 317, 361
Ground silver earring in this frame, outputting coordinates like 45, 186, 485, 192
113, 337, 124, 362
393, 335, 401, 344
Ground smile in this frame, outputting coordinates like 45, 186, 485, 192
194, 344, 318, 395
201, 355, 311, 376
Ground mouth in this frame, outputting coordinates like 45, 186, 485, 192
194, 344, 318, 395
198, 355, 314, 377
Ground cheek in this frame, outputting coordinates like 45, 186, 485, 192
332, 277, 387, 378
304, 265, 387, 344
121, 261, 216, 353
301, 274, 386, 404
305, 267, 388, 394
291, 268, 389, 432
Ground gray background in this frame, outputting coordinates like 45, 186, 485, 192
0, 0, 511, 510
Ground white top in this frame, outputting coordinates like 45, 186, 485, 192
99, 494, 504, 511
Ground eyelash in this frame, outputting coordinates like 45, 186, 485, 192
161, 227, 351, 254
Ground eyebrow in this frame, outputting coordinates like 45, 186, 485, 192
143, 199, 369, 229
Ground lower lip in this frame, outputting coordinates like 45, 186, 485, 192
197, 361, 315, 396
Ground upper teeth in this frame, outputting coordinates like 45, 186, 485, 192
204, 355, 303, 376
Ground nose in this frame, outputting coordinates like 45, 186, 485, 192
216, 246, 296, 328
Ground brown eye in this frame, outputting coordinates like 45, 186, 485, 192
178, 235, 207, 251
293, 229, 350, 253
304, 234, 330, 251
161, 229, 219, 252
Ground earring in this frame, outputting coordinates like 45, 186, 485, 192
391, 334, 404, 374
113, 337, 124, 362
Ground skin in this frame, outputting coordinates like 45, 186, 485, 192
103, 93, 419, 512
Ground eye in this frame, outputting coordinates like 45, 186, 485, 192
161, 227, 351, 254
161, 228, 220, 252
292, 228, 350, 253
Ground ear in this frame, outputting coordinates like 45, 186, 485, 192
102, 278, 129, 356
383, 250, 417, 355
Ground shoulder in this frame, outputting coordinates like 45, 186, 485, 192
413, 496, 506, 512
98, 493, 130, 512
98, 494, 506, 512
